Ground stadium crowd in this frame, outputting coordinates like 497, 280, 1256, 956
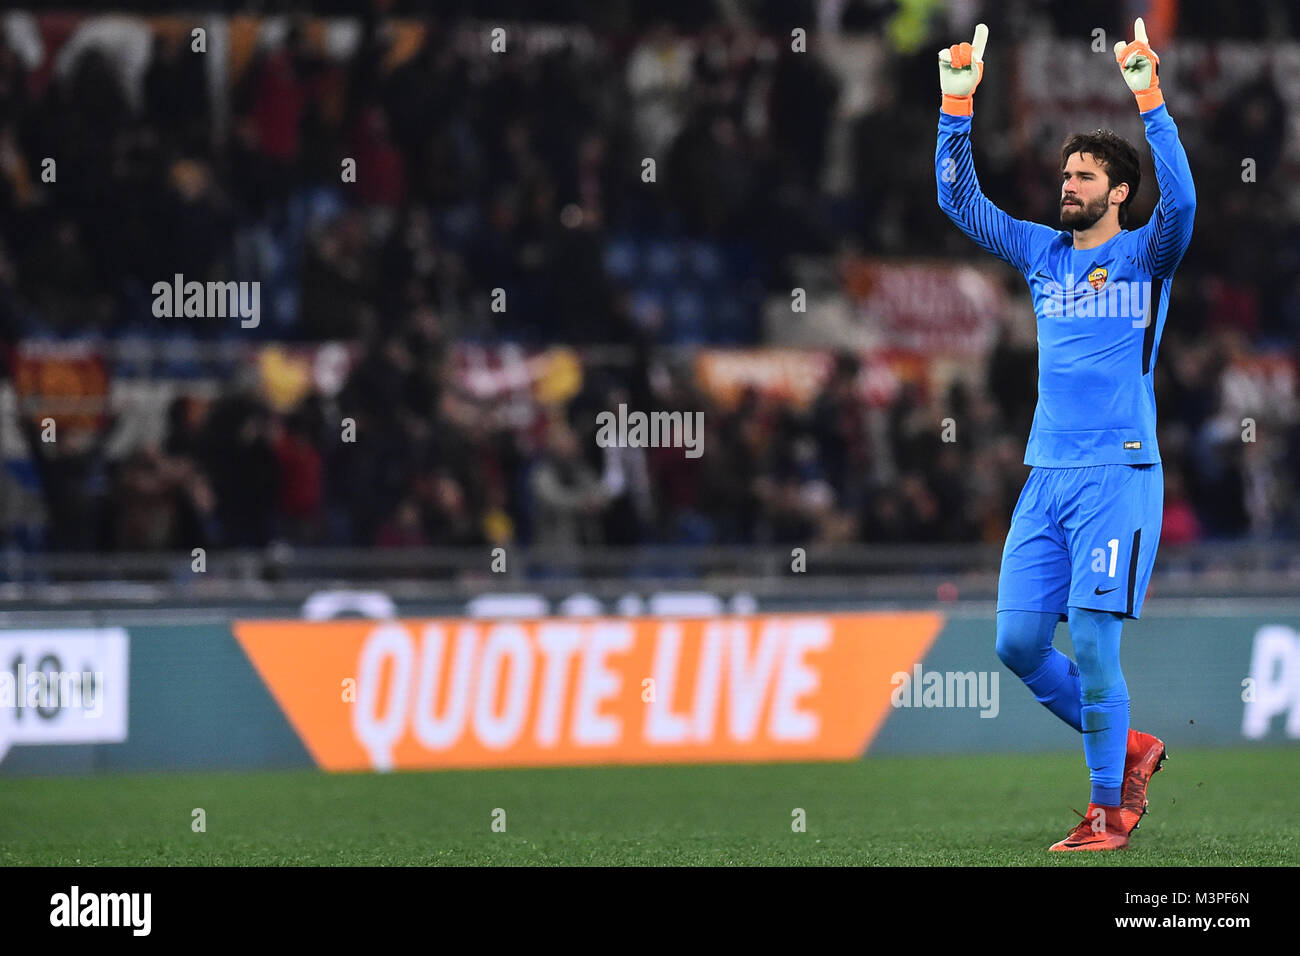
0, 3, 1298, 554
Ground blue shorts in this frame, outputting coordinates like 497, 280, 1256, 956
997, 463, 1163, 621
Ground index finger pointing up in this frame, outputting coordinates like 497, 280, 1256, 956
1133, 17, 1148, 44
972, 22, 989, 62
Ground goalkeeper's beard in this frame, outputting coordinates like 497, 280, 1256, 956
1060, 193, 1108, 230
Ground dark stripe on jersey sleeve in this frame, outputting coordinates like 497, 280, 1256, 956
1137, 105, 1196, 279
1142, 279, 1163, 375
936, 115, 1035, 274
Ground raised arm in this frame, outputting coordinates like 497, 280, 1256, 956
935, 23, 1053, 275
1114, 18, 1196, 277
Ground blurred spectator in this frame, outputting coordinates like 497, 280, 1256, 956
530, 418, 607, 548
375, 497, 428, 548
200, 383, 278, 548
1161, 468, 1203, 545
112, 444, 211, 551
274, 411, 324, 544
415, 468, 483, 547
20, 417, 112, 552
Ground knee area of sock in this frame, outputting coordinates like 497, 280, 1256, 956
994, 628, 1024, 667
1069, 609, 1122, 670
995, 623, 1043, 675
997, 610, 1059, 673
1074, 639, 1125, 693
1073, 641, 1104, 673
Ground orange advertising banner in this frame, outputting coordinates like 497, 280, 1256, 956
233, 613, 944, 771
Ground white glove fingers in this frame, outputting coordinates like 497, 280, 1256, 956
1134, 17, 1148, 44
971, 23, 988, 62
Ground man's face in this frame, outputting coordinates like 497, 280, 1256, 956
1060, 151, 1123, 229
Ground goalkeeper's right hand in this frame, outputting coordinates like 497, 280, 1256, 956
938, 23, 988, 116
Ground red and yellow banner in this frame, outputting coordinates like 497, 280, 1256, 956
12, 342, 109, 432
233, 613, 943, 771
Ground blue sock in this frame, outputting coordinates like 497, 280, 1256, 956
1069, 607, 1129, 807
1024, 653, 1083, 733
996, 610, 1082, 732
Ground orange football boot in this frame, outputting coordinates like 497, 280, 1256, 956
1118, 729, 1167, 835
1049, 803, 1129, 851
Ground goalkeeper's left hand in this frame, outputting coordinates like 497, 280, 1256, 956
1114, 17, 1163, 112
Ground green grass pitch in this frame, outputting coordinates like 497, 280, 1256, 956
2, 747, 1296, 865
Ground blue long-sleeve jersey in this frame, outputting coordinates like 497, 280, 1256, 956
936, 103, 1196, 467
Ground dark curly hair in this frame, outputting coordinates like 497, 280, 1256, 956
1060, 129, 1141, 227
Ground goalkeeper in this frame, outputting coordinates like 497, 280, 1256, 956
935, 20, 1195, 850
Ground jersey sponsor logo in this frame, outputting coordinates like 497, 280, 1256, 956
1123, 440, 1142, 449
